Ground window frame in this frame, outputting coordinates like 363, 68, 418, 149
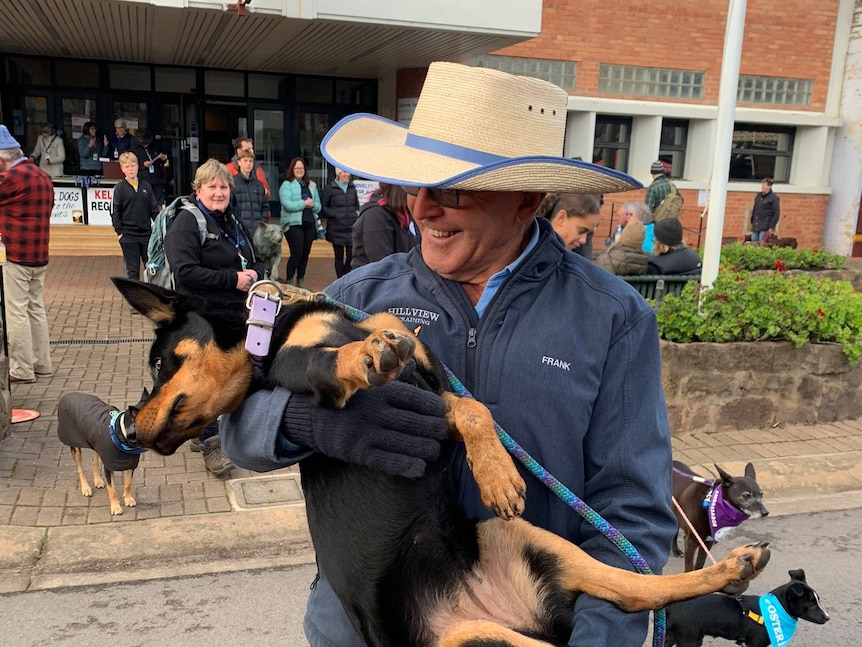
593, 115, 632, 173
729, 122, 795, 183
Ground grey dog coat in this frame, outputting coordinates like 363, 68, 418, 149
57, 393, 141, 472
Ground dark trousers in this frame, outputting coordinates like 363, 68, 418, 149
285, 220, 316, 280
332, 244, 352, 278
119, 238, 148, 281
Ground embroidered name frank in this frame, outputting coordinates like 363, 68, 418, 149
542, 356, 571, 370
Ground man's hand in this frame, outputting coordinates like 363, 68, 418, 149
283, 381, 449, 478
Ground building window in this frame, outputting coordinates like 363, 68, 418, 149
109, 64, 152, 91
248, 73, 280, 100
594, 116, 632, 172
467, 55, 576, 90
659, 119, 688, 179
155, 67, 195, 93
55, 61, 100, 88
738, 75, 812, 106
295, 77, 333, 103
5, 57, 51, 86
729, 123, 794, 183
205, 70, 244, 97
599, 64, 704, 99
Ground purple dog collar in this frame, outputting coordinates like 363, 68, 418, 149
707, 486, 750, 542
244, 282, 283, 357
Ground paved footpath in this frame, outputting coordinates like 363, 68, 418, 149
1, 255, 861, 593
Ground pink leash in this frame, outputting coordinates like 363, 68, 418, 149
671, 495, 717, 565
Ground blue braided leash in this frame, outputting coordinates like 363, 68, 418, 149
317, 294, 667, 645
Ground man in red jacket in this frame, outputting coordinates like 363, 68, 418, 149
224, 137, 270, 199
0, 124, 54, 383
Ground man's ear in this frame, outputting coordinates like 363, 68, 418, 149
518, 192, 546, 221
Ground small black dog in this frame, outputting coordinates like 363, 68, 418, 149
665, 569, 829, 647
57, 392, 142, 515
673, 460, 769, 571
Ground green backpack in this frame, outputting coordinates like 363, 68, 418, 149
143, 197, 207, 289
653, 182, 683, 221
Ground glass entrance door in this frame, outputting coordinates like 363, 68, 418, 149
158, 98, 198, 200
298, 112, 331, 187
251, 106, 284, 209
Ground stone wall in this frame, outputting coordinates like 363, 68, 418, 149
661, 341, 862, 434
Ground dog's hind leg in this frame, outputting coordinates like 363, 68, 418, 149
477, 518, 770, 613
103, 466, 123, 515
123, 469, 137, 509
439, 620, 553, 647
71, 447, 92, 497
92, 453, 105, 489
442, 392, 525, 520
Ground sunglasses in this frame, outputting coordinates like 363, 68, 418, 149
402, 186, 461, 208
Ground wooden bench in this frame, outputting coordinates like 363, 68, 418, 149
619, 274, 701, 304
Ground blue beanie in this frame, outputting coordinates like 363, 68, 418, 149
0, 125, 21, 150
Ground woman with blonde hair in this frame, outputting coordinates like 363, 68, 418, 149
164, 158, 265, 476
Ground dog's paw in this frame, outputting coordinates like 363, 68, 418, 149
80, 483, 93, 497
124, 495, 137, 508
110, 503, 124, 515
360, 329, 416, 387
719, 541, 771, 593
93, 476, 105, 489
472, 455, 526, 521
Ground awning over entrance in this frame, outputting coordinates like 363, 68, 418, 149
1, 0, 542, 78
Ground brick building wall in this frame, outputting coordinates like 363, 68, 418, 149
494, 0, 838, 111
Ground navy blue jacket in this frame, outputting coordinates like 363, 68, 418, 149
222, 218, 675, 646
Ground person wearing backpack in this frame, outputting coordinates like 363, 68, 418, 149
645, 160, 683, 221
163, 158, 265, 476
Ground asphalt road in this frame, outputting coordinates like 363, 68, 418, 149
1, 508, 857, 647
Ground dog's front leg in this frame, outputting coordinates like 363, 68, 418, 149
103, 466, 123, 515
71, 447, 92, 497
92, 453, 105, 489
443, 393, 525, 520
123, 469, 137, 509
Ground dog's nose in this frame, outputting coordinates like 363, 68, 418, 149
125, 422, 137, 443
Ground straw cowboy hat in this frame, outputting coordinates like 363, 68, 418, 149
321, 62, 641, 194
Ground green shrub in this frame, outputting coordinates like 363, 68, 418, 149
655, 270, 862, 364
717, 242, 845, 271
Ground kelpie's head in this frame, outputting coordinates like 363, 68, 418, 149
113, 278, 254, 455
772, 569, 829, 624
716, 462, 769, 519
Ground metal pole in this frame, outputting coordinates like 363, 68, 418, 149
701, 0, 748, 289
0, 265, 7, 360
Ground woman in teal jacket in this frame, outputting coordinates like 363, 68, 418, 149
279, 157, 321, 287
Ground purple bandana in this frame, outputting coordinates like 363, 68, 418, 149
707, 486, 750, 542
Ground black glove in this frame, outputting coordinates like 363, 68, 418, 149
283, 381, 449, 478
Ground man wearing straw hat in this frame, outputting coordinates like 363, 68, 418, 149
223, 62, 675, 646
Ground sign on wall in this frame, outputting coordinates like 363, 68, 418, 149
50, 187, 85, 224
354, 181, 380, 206
86, 187, 115, 226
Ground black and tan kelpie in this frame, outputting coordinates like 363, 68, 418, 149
114, 278, 771, 647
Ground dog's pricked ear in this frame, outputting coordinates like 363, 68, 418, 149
715, 463, 733, 485
789, 568, 806, 582
111, 277, 180, 324
282, 223, 290, 234
744, 462, 757, 480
